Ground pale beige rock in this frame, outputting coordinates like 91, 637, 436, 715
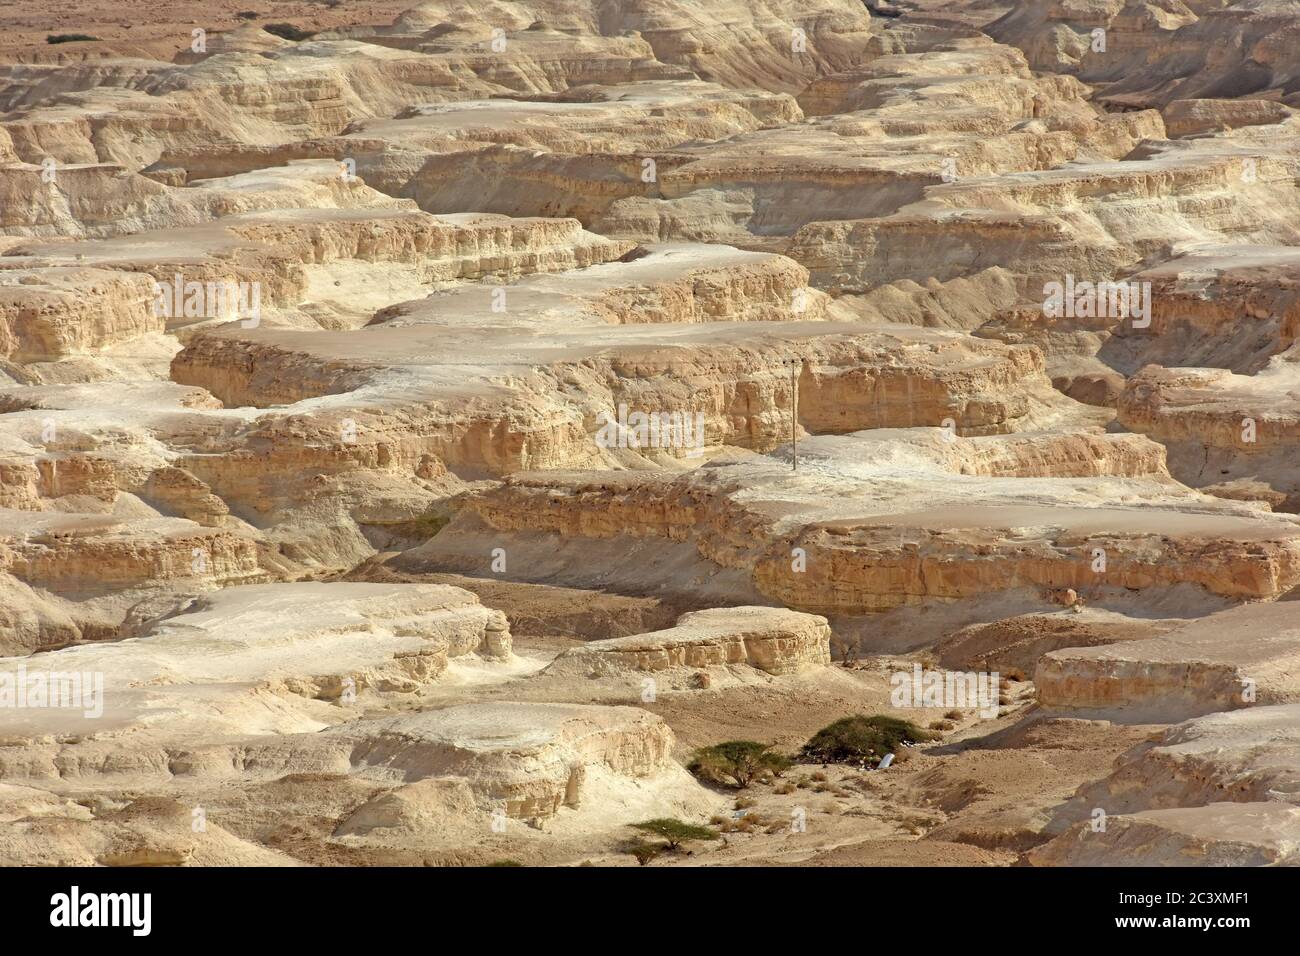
544, 606, 832, 678
0, 582, 511, 746
407, 429, 1300, 618
1031, 704, 1300, 865
330, 702, 701, 820
1028, 803, 1300, 867
1037, 603, 1300, 721
0, 268, 161, 362
1162, 98, 1295, 138
3, 0, 1300, 870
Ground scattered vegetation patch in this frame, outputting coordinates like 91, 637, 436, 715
47, 34, 100, 44
800, 715, 938, 766
622, 838, 661, 866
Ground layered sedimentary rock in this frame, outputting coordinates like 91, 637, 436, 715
937, 610, 1171, 674
331, 702, 691, 820
1028, 803, 1300, 867
0, 269, 161, 362
1096, 243, 1300, 511
0, 582, 511, 744
1030, 704, 1300, 865
5, 199, 631, 332
543, 606, 832, 678
4, 0, 1300, 870
405, 429, 1300, 619
1108, 245, 1300, 378
988, 0, 1300, 112
328, 0, 876, 95
365, 41, 1150, 242
1036, 603, 1300, 721
789, 128, 1300, 297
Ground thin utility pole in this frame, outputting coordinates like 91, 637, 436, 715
789, 357, 799, 471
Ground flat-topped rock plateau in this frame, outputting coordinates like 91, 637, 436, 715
2, 0, 1299, 876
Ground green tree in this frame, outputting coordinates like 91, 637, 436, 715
688, 741, 790, 788
801, 715, 937, 766
629, 818, 719, 851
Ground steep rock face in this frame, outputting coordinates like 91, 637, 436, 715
171, 317, 1058, 493
1118, 364, 1300, 511
1118, 366, 1292, 445
1, 35, 694, 173
796, 37, 1087, 121
544, 606, 832, 677
408, 429, 1300, 617
788, 139, 1300, 294
1106, 245, 1300, 377
1108, 244, 1300, 511
1, 512, 265, 595
1036, 603, 1300, 721
365, 243, 829, 328
10, 204, 632, 325
1162, 98, 1294, 138
0, 269, 161, 362
386, 43, 1141, 240
146, 80, 801, 188
987, 0, 1185, 80
987, 0, 1300, 112
0, 159, 415, 239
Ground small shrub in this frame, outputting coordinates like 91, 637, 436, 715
624, 839, 661, 866
733, 796, 756, 811
629, 818, 717, 851
943, 709, 965, 720
810, 770, 827, 782
264, 23, 316, 41
688, 741, 789, 789
47, 34, 100, 44
487, 859, 523, 867
774, 782, 795, 795
801, 715, 938, 766
235, 10, 260, 19
929, 719, 955, 731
